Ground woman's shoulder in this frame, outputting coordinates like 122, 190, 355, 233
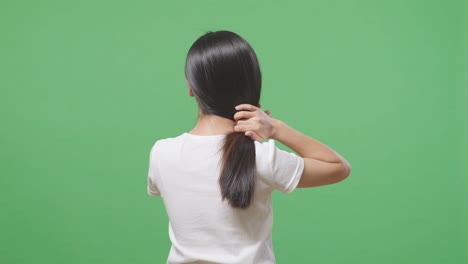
149, 133, 186, 153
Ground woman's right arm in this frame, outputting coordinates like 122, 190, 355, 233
234, 104, 351, 188
271, 120, 351, 188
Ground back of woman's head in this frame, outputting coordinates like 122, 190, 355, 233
185, 30, 262, 209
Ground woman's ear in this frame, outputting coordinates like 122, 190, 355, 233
187, 80, 194, 97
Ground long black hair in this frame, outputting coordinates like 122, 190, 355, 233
184, 30, 261, 209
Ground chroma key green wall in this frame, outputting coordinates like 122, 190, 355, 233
0, 0, 465, 263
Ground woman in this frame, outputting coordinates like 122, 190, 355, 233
147, 30, 351, 264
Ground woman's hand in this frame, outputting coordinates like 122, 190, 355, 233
233, 104, 278, 142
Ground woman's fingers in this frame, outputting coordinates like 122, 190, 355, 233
245, 131, 264, 142
235, 119, 250, 126
235, 125, 265, 141
234, 104, 269, 142
234, 124, 258, 133
233, 103, 272, 141
233, 110, 256, 121
235, 104, 258, 112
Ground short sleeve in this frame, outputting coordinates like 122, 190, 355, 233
147, 144, 161, 197
268, 140, 305, 194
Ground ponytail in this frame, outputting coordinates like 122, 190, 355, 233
219, 132, 256, 209
184, 30, 261, 208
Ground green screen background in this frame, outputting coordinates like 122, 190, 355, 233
1, 0, 466, 263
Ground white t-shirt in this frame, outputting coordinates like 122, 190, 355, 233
147, 132, 304, 264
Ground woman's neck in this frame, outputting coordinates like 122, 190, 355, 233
189, 111, 236, 136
